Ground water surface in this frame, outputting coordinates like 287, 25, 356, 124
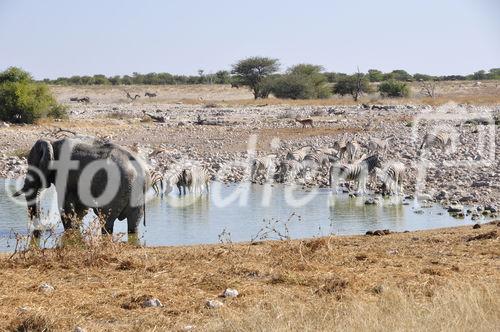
0, 179, 478, 252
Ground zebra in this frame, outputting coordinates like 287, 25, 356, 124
303, 152, 331, 174
145, 92, 157, 98
419, 132, 453, 153
286, 146, 314, 162
172, 168, 192, 195
367, 136, 394, 155
277, 159, 304, 183
379, 161, 406, 195
315, 146, 338, 157
344, 141, 360, 161
250, 154, 277, 183
150, 169, 165, 196
189, 166, 211, 193
329, 155, 382, 194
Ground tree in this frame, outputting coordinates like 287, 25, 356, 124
324, 72, 348, 83
419, 80, 437, 98
333, 71, 371, 101
367, 69, 384, 82
413, 73, 435, 81
0, 66, 33, 84
231, 56, 280, 99
214, 70, 231, 84
378, 80, 410, 98
389, 70, 413, 81
472, 70, 487, 80
0, 67, 67, 124
269, 64, 331, 100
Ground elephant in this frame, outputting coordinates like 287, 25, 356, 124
14, 138, 151, 238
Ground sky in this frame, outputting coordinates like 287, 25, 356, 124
0, 0, 499, 79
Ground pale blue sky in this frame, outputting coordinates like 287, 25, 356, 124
0, 0, 498, 79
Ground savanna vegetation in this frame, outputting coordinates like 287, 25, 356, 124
0, 223, 498, 331
0, 67, 67, 124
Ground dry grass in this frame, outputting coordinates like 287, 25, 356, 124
49, 81, 500, 106
0, 223, 498, 331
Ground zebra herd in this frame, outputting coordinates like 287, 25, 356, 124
148, 130, 456, 197
250, 137, 404, 195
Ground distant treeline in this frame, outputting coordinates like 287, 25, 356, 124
41, 68, 500, 86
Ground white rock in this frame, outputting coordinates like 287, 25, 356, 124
143, 298, 163, 308
222, 288, 239, 298
206, 299, 224, 309
38, 283, 55, 293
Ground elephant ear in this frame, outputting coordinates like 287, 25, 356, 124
27, 139, 54, 181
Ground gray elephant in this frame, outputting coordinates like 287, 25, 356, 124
14, 138, 151, 238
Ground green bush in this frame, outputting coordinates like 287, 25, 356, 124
0, 67, 67, 124
332, 74, 371, 101
271, 75, 315, 99
378, 80, 410, 98
271, 64, 331, 99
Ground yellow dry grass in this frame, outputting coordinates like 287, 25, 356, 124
49, 81, 500, 106
0, 223, 498, 331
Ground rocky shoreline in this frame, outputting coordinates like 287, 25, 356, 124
1, 101, 498, 213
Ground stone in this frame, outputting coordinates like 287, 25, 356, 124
206, 299, 224, 309
364, 198, 378, 205
143, 298, 163, 308
74, 327, 86, 332
222, 288, 239, 298
485, 205, 497, 213
473, 223, 481, 229
38, 283, 55, 293
0, 122, 9, 128
447, 202, 464, 213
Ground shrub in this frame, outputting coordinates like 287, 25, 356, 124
367, 69, 384, 82
378, 80, 410, 98
0, 67, 67, 124
271, 64, 331, 99
332, 74, 371, 101
271, 75, 315, 99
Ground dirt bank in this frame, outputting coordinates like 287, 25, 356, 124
0, 223, 498, 331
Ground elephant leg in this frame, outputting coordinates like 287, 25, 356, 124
126, 207, 143, 234
60, 193, 88, 231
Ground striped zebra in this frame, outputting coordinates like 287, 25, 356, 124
379, 161, 406, 195
277, 159, 304, 183
173, 166, 211, 195
303, 151, 331, 174
286, 146, 314, 162
345, 141, 360, 161
315, 146, 338, 157
150, 169, 165, 196
171, 168, 192, 195
329, 155, 382, 194
190, 166, 211, 193
251, 154, 277, 183
419, 132, 453, 153
367, 136, 394, 155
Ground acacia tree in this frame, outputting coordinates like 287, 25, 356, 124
231, 56, 279, 99
333, 69, 371, 101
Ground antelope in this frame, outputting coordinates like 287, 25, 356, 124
295, 118, 314, 128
